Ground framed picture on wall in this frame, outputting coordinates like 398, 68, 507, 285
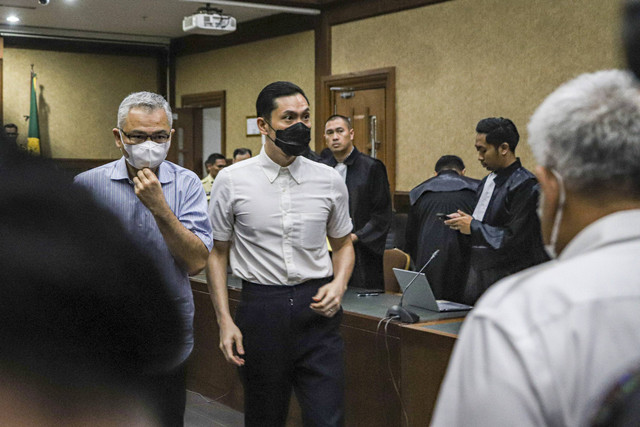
246, 116, 260, 136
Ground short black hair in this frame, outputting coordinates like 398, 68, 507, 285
476, 117, 520, 152
233, 147, 252, 158
256, 81, 309, 122
205, 153, 226, 166
0, 148, 182, 420
435, 155, 465, 173
325, 114, 352, 130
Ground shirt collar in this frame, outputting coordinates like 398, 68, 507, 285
259, 147, 303, 184
560, 209, 640, 261
110, 156, 173, 184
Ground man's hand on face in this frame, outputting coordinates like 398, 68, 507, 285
132, 168, 170, 216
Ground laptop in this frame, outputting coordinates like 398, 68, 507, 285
392, 268, 473, 312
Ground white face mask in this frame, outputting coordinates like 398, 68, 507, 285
119, 131, 171, 169
537, 169, 565, 259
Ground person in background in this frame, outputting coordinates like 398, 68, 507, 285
207, 81, 354, 426
232, 147, 252, 163
445, 117, 548, 304
202, 153, 227, 201
0, 145, 183, 426
321, 114, 392, 290
74, 91, 212, 426
404, 155, 479, 302
433, 69, 640, 427
3, 123, 18, 147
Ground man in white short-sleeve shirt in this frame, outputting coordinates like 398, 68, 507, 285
206, 81, 354, 427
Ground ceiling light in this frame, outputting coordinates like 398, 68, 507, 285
6, 15, 20, 23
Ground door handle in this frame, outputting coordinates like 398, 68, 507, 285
369, 115, 379, 159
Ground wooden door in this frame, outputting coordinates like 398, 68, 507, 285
181, 91, 226, 178
169, 107, 203, 175
332, 88, 386, 162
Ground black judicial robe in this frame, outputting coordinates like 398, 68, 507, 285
404, 170, 479, 302
464, 159, 550, 305
322, 147, 392, 290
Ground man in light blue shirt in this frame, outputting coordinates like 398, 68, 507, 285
75, 91, 212, 427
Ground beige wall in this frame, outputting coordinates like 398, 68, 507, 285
3, 48, 158, 159
175, 31, 315, 160
332, 0, 623, 190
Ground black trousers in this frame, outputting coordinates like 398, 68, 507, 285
237, 278, 345, 427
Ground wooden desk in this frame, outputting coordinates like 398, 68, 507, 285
188, 274, 465, 426
401, 320, 464, 425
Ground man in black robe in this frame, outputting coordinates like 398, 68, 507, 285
404, 155, 479, 302
321, 114, 392, 290
445, 118, 549, 305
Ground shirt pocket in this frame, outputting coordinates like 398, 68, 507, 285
300, 213, 327, 250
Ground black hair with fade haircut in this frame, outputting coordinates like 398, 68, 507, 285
205, 153, 226, 166
476, 117, 520, 152
256, 81, 309, 122
325, 114, 352, 130
435, 155, 465, 173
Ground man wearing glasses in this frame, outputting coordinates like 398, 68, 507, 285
74, 91, 213, 427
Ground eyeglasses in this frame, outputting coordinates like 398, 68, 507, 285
119, 129, 171, 144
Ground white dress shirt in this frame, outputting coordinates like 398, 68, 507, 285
432, 209, 640, 427
208, 147, 352, 286
332, 147, 353, 182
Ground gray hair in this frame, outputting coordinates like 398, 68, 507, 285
527, 69, 640, 195
117, 91, 172, 129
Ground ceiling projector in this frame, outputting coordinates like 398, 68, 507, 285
183, 5, 236, 35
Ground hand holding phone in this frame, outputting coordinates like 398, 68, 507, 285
436, 213, 449, 221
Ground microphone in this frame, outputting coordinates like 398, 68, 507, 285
386, 249, 440, 323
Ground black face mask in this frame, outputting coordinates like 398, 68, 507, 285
268, 121, 311, 156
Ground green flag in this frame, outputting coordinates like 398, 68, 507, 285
28, 69, 40, 155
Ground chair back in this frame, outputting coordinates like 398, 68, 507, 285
383, 248, 411, 293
